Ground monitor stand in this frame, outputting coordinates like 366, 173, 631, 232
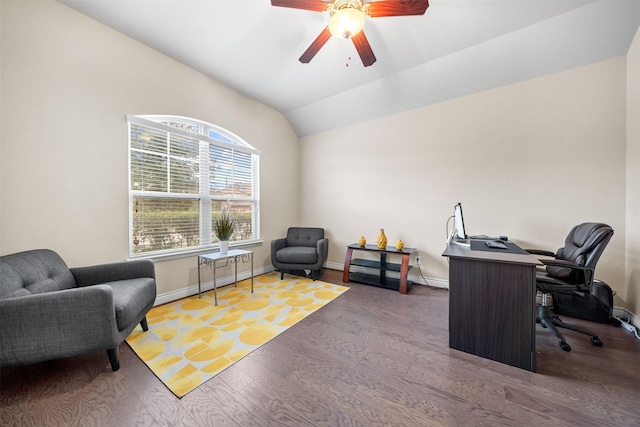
453, 238, 471, 247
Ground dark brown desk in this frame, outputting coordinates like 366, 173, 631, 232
442, 242, 542, 371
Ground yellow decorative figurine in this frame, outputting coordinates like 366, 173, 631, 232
376, 229, 387, 249
395, 239, 404, 251
358, 236, 367, 247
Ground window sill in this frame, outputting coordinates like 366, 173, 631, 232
128, 240, 264, 262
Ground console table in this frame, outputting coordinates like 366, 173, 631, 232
343, 243, 416, 294
198, 249, 253, 306
442, 242, 541, 371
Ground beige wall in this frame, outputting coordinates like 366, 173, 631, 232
0, 1, 299, 297
300, 57, 629, 305
1, 1, 638, 315
626, 27, 640, 316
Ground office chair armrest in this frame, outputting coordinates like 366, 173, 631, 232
524, 248, 556, 257
536, 278, 588, 295
539, 258, 590, 271
539, 259, 595, 290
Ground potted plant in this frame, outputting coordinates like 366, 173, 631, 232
213, 207, 236, 254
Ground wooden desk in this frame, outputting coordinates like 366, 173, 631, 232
343, 244, 416, 294
442, 242, 542, 371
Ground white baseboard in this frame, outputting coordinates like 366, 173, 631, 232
156, 262, 638, 328
154, 265, 275, 306
613, 306, 639, 328
324, 261, 448, 289
326, 261, 639, 324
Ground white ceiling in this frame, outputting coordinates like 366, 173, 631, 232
58, 0, 640, 137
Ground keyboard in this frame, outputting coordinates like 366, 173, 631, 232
485, 240, 508, 249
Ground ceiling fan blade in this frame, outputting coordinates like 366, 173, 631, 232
299, 27, 332, 63
367, 0, 429, 17
271, 0, 328, 12
352, 31, 376, 67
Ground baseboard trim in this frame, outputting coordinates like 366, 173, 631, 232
613, 306, 639, 328
326, 261, 639, 324
324, 261, 448, 290
154, 265, 275, 306
155, 263, 638, 328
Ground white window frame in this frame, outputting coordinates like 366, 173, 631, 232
127, 114, 261, 259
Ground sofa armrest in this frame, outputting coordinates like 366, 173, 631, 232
317, 238, 329, 261
271, 238, 287, 262
71, 260, 155, 287
0, 286, 119, 366
271, 238, 287, 250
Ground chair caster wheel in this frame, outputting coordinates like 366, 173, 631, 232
560, 342, 571, 352
591, 337, 603, 346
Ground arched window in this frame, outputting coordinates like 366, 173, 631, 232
127, 115, 261, 257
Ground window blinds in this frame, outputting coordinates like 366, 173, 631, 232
128, 117, 260, 256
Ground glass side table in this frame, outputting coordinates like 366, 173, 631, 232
197, 249, 253, 305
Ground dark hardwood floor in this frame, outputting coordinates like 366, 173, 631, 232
2, 268, 640, 426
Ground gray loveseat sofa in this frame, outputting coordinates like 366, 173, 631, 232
0, 249, 156, 371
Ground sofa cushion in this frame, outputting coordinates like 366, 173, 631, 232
0, 261, 30, 299
0, 249, 76, 298
276, 247, 318, 264
107, 278, 156, 331
286, 227, 324, 248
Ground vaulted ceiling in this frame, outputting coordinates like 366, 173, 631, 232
58, 0, 640, 137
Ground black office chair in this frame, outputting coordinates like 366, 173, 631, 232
526, 223, 613, 352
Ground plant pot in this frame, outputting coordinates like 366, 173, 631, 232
220, 241, 229, 254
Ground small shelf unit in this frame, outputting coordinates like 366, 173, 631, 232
343, 244, 416, 294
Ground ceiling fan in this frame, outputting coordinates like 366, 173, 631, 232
271, 0, 430, 67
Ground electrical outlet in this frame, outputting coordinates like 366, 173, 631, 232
416, 255, 421, 265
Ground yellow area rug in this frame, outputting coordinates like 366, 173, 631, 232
126, 271, 349, 398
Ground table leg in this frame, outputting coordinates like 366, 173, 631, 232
213, 260, 218, 306
343, 247, 354, 283
234, 255, 238, 287
251, 252, 254, 293
198, 257, 202, 298
380, 253, 387, 287
399, 253, 410, 294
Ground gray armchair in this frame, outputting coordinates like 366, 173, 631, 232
0, 249, 156, 371
271, 227, 328, 280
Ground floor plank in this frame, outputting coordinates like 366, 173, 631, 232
2, 269, 640, 426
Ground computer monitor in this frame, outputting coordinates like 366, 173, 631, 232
453, 202, 466, 240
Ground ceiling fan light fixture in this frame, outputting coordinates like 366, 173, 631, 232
328, 6, 365, 39
273, 0, 430, 66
